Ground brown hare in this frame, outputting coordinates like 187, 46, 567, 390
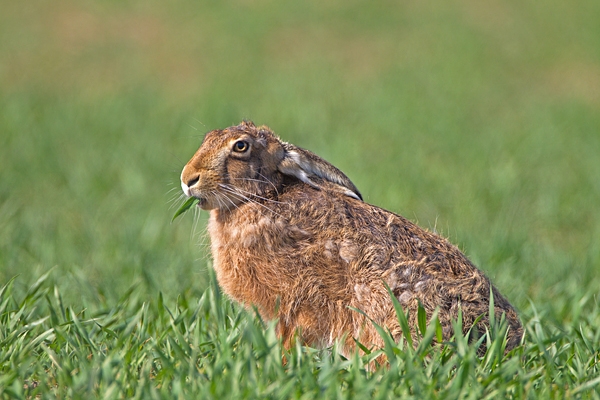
180, 121, 523, 357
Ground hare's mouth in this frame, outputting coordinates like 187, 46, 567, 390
195, 197, 209, 209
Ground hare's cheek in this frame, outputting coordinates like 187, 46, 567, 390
226, 159, 252, 179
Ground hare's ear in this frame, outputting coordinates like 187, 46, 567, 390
277, 142, 363, 201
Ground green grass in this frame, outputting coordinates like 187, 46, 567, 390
1, 272, 599, 398
1, 0, 600, 397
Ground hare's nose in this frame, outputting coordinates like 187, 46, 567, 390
185, 175, 200, 188
180, 173, 200, 197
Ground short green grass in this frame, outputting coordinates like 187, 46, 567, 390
1, 270, 599, 398
1, 0, 599, 398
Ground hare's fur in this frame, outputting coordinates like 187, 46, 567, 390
180, 121, 523, 355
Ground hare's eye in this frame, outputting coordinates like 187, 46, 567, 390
233, 140, 249, 153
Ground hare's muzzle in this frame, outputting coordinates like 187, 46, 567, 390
181, 165, 201, 196
180, 176, 210, 209
181, 181, 194, 197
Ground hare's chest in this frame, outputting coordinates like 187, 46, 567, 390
208, 212, 285, 274
207, 211, 300, 315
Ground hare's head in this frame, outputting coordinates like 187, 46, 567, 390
180, 121, 362, 211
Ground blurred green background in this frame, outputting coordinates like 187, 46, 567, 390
1, 0, 599, 313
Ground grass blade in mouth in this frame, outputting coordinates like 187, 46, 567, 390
172, 197, 200, 222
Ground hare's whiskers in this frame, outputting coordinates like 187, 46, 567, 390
256, 172, 281, 195
218, 187, 263, 218
215, 189, 251, 217
228, 175, 281, 196
166, 186, 181, 195
225, 178, 286, 205
221, 183, 287, 206
191, 201, 203, 240
218, 190, 257, 220
168, 192, 188, 210
218, 184, 281, 217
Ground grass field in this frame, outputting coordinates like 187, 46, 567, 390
1, 0, 599, 398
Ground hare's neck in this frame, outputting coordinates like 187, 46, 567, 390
208, 209, 236, 246
207, 207, 280, 319
207, 209, 233, 291
207, 205, 269, 244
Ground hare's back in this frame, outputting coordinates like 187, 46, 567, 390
274, 182, 505, 307
277, 182, 479, 278
276, 183, 521, 334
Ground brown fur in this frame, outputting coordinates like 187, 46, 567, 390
180, 121, 523, 356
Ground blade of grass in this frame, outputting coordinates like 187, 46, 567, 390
383, 283, 413, 348
171, 197, 199, 222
